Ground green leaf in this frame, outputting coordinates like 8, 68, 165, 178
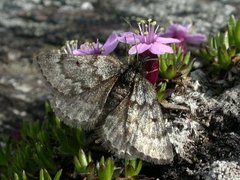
87, 152, 92, 163
124, 159, 142, 178
40, 169, 44, 180
209, 37, 214, 48
177, 52, 184, 64
228, 15, 236, 44
183, 52, 191, 65
78, 149, 88, 168
159, 58, 168, 72
228, 15, 236, 32
45, 101, 52, 114
234, 19, 240, 46
97, 157, 114, 180
53, 169, 62, 180
223, 32, 229, 49
218, 48, 231, 70
22, 170, 27, 180
0, 146, 8, 166
14, 173, 19, 180
206, 46, 217, 57
165, 65, 176, 80
213, 36, 218, 49
34, 142, 56, 172
125, 164, 135, 177
228, 48, 236, 58
43, 169, 52, 180
106, 158, 114, 180
100, 156, 105, 165
74, 156, 83, 173
199, 48, 212, 62
135, 160, 142, 175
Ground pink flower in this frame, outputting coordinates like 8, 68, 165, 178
117, 20, 180, 85
73, 33, 118, 55
161, 24, 206, 52
118, 20, 180, 55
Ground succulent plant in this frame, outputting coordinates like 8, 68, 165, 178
97, 157, 115, 180
158, 44, 192, 80
74, 149, 95, 176
0, 102, 90, 179
11, 169, 62, 180
124, 159, 142, 178
156, 45, 192, 101
156, 82, 167, 102
200, 15, 240, 72
13, 171, 27, 180
0, 101, 144, 180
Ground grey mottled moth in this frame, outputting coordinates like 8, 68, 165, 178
36, 43, 173, 164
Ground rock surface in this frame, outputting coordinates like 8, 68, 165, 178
0, 0, 240, 179
200, 160, 240, 180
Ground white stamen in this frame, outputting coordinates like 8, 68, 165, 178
138, 23, 143, 35
155, 25, 160, 33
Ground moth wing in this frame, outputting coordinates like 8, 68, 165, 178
101, 73, 173, 164
36, 50, 122, 95
126, 74, 173, 163
36, 50, 121, 129
50, 77, 118, 129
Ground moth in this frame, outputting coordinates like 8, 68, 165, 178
36, 42, 173, 164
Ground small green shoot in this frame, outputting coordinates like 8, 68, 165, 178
97, 157, 115, 180
74, 149, 95, 177
124, 159, 142, 178
200, 15, 240, 72
159, 45, 192, 80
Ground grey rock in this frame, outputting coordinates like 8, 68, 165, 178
201, 161, 240, 180
81, 2, 94, 11
165, 66, 240, 163
217, 84, 240, 122
105, 0, 236, 35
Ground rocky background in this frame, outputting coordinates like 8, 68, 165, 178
0, 0, 240, 179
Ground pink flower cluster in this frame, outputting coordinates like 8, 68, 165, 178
72, 20, 206, 85
161, 24, 206, 53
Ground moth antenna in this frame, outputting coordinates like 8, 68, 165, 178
121, 16, 134, 32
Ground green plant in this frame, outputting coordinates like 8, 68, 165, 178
74, 149, 95, 177
156, 45, 192, 101
200, 15, 240, 72
13, 170, 27, 180
124, 159, 142, 178
9, 169, 62, 180
0, 102, 90, 179
156, 82, 167, 102
0, 102, 145, 179
97, 157, 115, 180
159, 45, 192, 80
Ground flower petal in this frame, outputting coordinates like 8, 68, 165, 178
128, 43, 151, 55
118, 32, 140, 45
102, 33, 119, 55
159, 32, 173, 37
149, 42, 173, 55
156, 37, 180, 44
160, 24, 189, 41
185, 34, 206, 45
73, 42, 102, 55
73, 49, 88, 55
166, 24, 189, 35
